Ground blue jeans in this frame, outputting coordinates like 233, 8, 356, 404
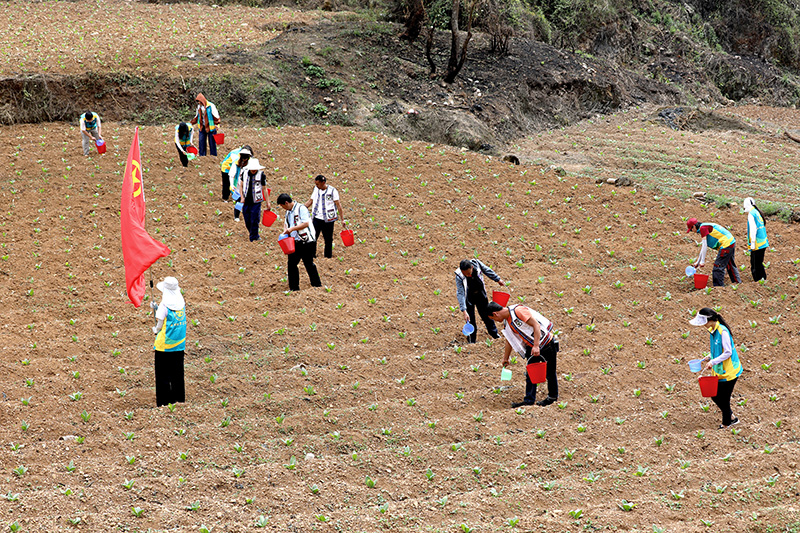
242, 203, 261, 241
198, 128, 217, 157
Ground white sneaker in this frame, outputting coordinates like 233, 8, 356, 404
235, 218, 240, 222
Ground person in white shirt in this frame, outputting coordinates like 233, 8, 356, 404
278, 193, 322, 291
304, 175, 345, 258
79, 111, 103, 156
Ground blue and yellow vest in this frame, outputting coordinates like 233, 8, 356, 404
82, 112, 98, 130
747, 210, 769, 250
709, 323, 742, 382
697, 223, 735, 250
220, 148, 242, 173
176, 123, 192, 149
154, 307, 186, 352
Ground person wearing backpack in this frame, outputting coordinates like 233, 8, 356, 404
743, 198, 769, 281
487, 302, 559, 408
278, 193, 322, 291
687, 218, 741, 286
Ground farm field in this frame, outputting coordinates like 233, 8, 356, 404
2, 116, 800, 532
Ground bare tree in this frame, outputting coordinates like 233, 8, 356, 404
443, 0, 478, 83
400, 0, 425, 42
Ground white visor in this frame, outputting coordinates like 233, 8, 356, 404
689, 314, 708, 326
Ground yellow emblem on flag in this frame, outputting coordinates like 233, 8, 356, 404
131, 160, 142, 198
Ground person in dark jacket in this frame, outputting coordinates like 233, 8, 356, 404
455, 259, 506, 343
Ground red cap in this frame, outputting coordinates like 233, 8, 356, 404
686, 218, 698, 233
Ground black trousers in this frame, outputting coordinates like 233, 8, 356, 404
242, 203, 261, 241
288, 240, 322, 290
221, 171, 231, 200
176, 144, 188, 167
711, 377, 738, 426
154, 350, 185, 406
712, 244, 741, 286
750, 248, 766, 282
524, 340, 558, 403
312, 218, 336, 258
466, 295, 499, 343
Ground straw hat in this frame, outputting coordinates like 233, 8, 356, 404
244, 158, 265, 172
156, 277, 185, 310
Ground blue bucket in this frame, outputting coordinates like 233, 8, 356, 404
462, 323, 475, 336
688, 358, 704, 372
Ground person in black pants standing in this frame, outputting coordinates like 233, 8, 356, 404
278, 193, 322, 291
304, 175, 345, 259
487, 302, 559, 408
455, 259, 506, 343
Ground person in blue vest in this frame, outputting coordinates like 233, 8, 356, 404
150, 277, 187, 407
174, 122, 195, 168
190, 93, 221, 157
690, 308, 742, 429
687, 218, 742, 286
79, 111, 103, 156
743, 198, 769, 281
455, 259, 506, 343
220, 146, 252, 204
487, 302, 560, 408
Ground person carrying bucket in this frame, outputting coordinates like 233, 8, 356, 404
687, 218, 741, 286
224, 146, 252, 222
237, 158, 270, 242
487, 302, 559, 408
278, 193, 322, 291
455, 259, 506, 344
689, 308, 742, 429
79, 111, 103, 156
150, 277, 187, 407
190, 93, 221, 157
304, 175, 345, 259
743, 198, 769, 282
174, 122, 195, 168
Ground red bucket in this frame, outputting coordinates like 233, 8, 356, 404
187, 146, 198, 155
492, 291, 510, 306
698, 376, 718, 397
278, 236, 295, 255
526, 362, 547, 384
213, 132, 225, 146
694, 273, 709, 290
95, 139, 106, 154
262, 210, 277, 227
340, 229, 354, 247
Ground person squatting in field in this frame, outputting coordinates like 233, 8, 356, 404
151, 277, 187, 407
743, 198, 769, 282
487, 302, 559, 408
689, 308, 743, 429
237, 158, 271, 242
190, 93, 220, 157
455, 259, 506, 344
278, 193, 322, 291
687, 218, 741, 286
80, 111, 103, 156
174, 122, 195, 168
304, 175, 345, 259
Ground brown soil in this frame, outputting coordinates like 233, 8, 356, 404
2, 119, 800, 531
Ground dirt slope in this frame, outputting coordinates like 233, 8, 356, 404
1, 121, 800, 531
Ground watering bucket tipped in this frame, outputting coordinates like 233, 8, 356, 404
262, 210, 277, 227
526, 362, 547, 384
685, 265, 696, 277
694, 273, 709, 289
187, 146, 198, 155
492, 291, 511, 306
500, 368, 512, 381
698, 376, 718, 397
688, 358, 704, 372
278, 235, 295, 255
462, 323, 475, 336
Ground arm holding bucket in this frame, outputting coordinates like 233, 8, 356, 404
524, 316, 541, 357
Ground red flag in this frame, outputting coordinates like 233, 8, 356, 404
121, 128, 170, 307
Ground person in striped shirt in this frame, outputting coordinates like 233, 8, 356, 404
487, 302, 559, 408
79, 111, 103, 156
687, 218, 741, 286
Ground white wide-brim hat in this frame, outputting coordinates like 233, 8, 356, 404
689, 314, 708, 326
244, 158, 265, 172
157, 276, 185, 310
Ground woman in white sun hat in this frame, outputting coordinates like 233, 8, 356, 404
237, 158, 270, 242
151, 277, 187, 406
689, 307, 742, 429
743, 197, 769, 282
